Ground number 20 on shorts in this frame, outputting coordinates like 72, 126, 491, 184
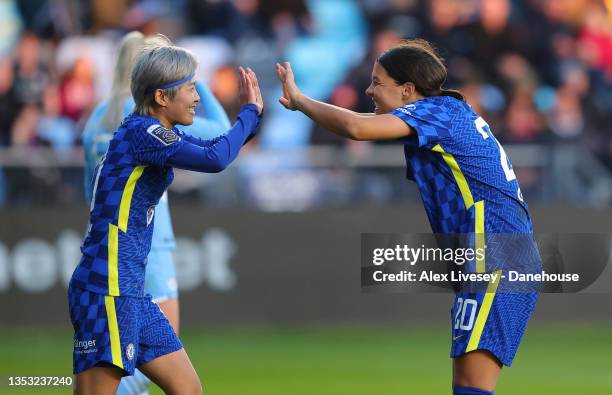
454, 297, 478, 331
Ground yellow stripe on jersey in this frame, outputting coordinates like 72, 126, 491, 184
108, 223, 119, 296
432, 144, 474, 209
104, 295, 124, 370
465, 270, 501, 353
474, 200, 485, 273
431, 144, 486, 269
118, 166, 146, 233
109, 165, 145, 295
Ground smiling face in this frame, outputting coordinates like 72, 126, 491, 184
162, 79, 200, 126
365, 61, 407, 114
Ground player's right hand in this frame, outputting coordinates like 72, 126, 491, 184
276, 62, 302, 111
238, 66, 264, 115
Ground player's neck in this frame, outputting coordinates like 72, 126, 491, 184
149, 110, 174, 129
404, 92, 425, 105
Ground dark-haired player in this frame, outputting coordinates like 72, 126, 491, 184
275, 39, 540, 395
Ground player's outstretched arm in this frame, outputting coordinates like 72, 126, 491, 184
178, 67, 262, 149
276, 62, 412, 141
165, 67, 263, 173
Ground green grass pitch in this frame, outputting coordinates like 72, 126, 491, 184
0, 324, 610, 394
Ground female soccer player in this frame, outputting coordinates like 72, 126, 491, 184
82, 32, 231, 395
275, 39, 539, 395
69, 38, 263, 394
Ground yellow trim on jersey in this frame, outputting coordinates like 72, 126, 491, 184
104, 295, 124, 370
108, 223, 119, 296
118, 166, 146, 232
431, 144, 486, 270
465, 270, 501, 353
474, 200, 485, 273
432, 144, 474, 209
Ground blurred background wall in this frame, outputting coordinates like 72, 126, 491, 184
1, 205, 611, 325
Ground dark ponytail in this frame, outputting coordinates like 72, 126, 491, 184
377, 39, 465, 102
439, 88, 465, 101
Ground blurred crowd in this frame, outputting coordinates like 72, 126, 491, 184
0, 0, 610, 207
323, 0, 612, 165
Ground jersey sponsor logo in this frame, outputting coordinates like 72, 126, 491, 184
74, 338, 98, 354
126, 343, 135, 361
146, 124, 181, 145
397, 104, 416, 115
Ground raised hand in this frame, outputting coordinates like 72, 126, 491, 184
246, 67, 263, 114
238, 66, 263, 114
275, 62, 302, 111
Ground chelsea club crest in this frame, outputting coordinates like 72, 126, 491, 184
126, 343, 135, 361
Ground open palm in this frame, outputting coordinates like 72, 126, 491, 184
275, 62, 302, 111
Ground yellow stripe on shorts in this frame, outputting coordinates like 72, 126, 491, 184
465, 270, 501, 353
104, 295, 124, 370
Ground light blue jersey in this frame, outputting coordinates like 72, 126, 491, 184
82, 81, 231, 251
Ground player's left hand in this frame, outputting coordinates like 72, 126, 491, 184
275, 62, 302, 111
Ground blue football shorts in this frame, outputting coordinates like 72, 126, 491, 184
68, 287, 182, 375
450, 289, 538, 366
144, 248, 178, 302
449, 233, 541, 366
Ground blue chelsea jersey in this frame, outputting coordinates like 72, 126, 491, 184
82, 98, 176, 250
390, 96, 532, 234
72, 114, 185, 296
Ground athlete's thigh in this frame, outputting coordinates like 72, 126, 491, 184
74, 365, 123, 395
157, 297, 180, 333
138, 348, 202, 394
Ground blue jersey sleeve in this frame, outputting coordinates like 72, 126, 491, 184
180, 132, 225, 148
167, 104, 260, 172
131, 123, 185, 167
390, 97, 454, 148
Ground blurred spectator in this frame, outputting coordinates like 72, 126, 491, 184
503, 85, 548, 143
58, 56, 95, 122
12, 32, 48, 111
0, 0, 22, 56
0, 60, 18, 146
38, 84, 76, 155
578, 2, 612, 77
16, 0, 86, 38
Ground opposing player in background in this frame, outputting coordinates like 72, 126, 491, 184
81, 32, 231, 395
275, 39, 540, 395
70, 36, 263, 394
